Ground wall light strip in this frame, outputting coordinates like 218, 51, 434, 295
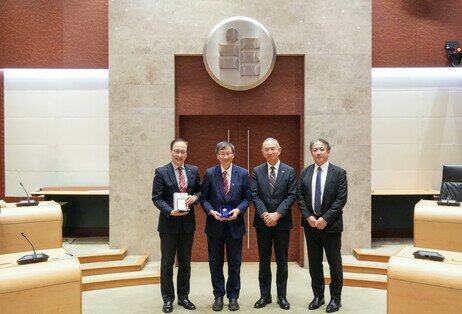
372, 67, 462, 89
4, 69, 108, 90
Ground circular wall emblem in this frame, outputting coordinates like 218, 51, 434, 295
203, 17, 276, 91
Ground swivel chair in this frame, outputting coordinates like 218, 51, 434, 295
439, 165, 462, 202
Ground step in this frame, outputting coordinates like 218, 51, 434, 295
343, 263, 388, 275
77, 248, 127, 264
353, 248, 393, 263
323, 257, 388, 276
81, 255, 148, 276
325, 272, 387, 290
82, 262, 160, 291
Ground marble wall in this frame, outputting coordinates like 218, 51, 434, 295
109, 0, 371, 259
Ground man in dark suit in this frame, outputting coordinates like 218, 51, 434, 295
152, 138, 201, 313
297, 138, 348, 313
251, 138, 296, 310
200, 141, 251, 312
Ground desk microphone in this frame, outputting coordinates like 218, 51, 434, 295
17, 232, 49, 265
16, 182, 39, 207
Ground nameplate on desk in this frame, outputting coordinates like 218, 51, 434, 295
437, 199, 461, 206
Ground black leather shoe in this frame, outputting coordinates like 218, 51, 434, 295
326, 299, 341, 313
308, 296, 325, 310
254, 296, 272, 308
212, 297, 224, 311
277, 296, 290, 310
178, 298, 196, 310
162, 300, 173, 313
229, 298, 240, 311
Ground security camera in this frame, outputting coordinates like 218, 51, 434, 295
445, 41, 461, 67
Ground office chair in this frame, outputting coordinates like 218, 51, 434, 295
439, 165, 462, 202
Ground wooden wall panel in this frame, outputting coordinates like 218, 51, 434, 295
373, 0, 462, 67
239, 56, 304, 115
175, 56, 304, 116
175, 56, 240, 115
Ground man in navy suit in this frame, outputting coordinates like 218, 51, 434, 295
251, 138, 296, 310
200, 141, 251, 312
152, 138, 201, 313
297, 138, 348, 313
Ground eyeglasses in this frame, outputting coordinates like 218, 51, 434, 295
218, 151, 234, 157
172, 149, 187, 155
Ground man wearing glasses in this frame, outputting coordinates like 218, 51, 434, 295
152, 138, 201, 313
200, 141, 251, 311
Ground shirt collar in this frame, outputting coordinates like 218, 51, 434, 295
172, 162, 184, 170
315, 161, 329, 173
221, 164, 233, 175
267, 160, 281, 171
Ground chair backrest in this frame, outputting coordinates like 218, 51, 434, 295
440, 165, 462, 201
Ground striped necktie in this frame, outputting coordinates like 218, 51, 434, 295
269, 166, 276, 194
223, 171, 230, 198
178, 167, 186, 193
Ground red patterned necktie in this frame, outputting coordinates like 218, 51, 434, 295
178, 167, 186, 193
223, 171, 230, 197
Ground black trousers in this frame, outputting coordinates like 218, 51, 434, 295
207, 223, 243, 300
159, 231, 194, 302
256, 227, 290, 298
304, 226, 343, 301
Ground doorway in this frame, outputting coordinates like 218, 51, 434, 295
180, 115, 301, 262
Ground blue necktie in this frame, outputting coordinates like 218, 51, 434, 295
314, 167, 322, 215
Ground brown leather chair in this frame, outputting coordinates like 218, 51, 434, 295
439, 165, 462, 202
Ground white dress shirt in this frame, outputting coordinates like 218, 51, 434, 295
311, 161, 329, 211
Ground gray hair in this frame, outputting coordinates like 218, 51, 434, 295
215, 141, 235, 154
309, 138, 331, 152
262, 137, 280, 148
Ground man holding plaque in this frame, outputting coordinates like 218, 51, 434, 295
251, 138, 296, 310
200, 141, 251, 312
152, 138, 201, 313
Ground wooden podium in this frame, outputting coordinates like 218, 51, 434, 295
387, 246, 462, 314
414, 200, 462, 252
0, 248, 81, 314
0, 201, 63, 254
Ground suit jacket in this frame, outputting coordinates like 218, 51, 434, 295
152, 162, 201, 234
297, 163, 348, 233
200, 164, 251, 239
251, 162, 297, 230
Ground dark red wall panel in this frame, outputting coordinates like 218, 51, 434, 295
0, 1, 63, 68
0, 0, 107, 68
63, 0, 108, 68
175, 56, 304, 116
373, 0, 462, 67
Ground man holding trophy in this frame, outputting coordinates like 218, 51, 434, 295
200, 141, 251, 312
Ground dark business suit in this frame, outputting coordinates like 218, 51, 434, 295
152, 162, 201, 303
297, 163, 347, 301
251, 162, 296, 299
200, 164, 251, 300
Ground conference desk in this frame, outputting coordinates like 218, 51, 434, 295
371, 189, 439, 238
387, 245, 462, 314
414, 200, 462, 252
31, 187, 109, 237
0, 248, 81, 314
0, 201, 62, 254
